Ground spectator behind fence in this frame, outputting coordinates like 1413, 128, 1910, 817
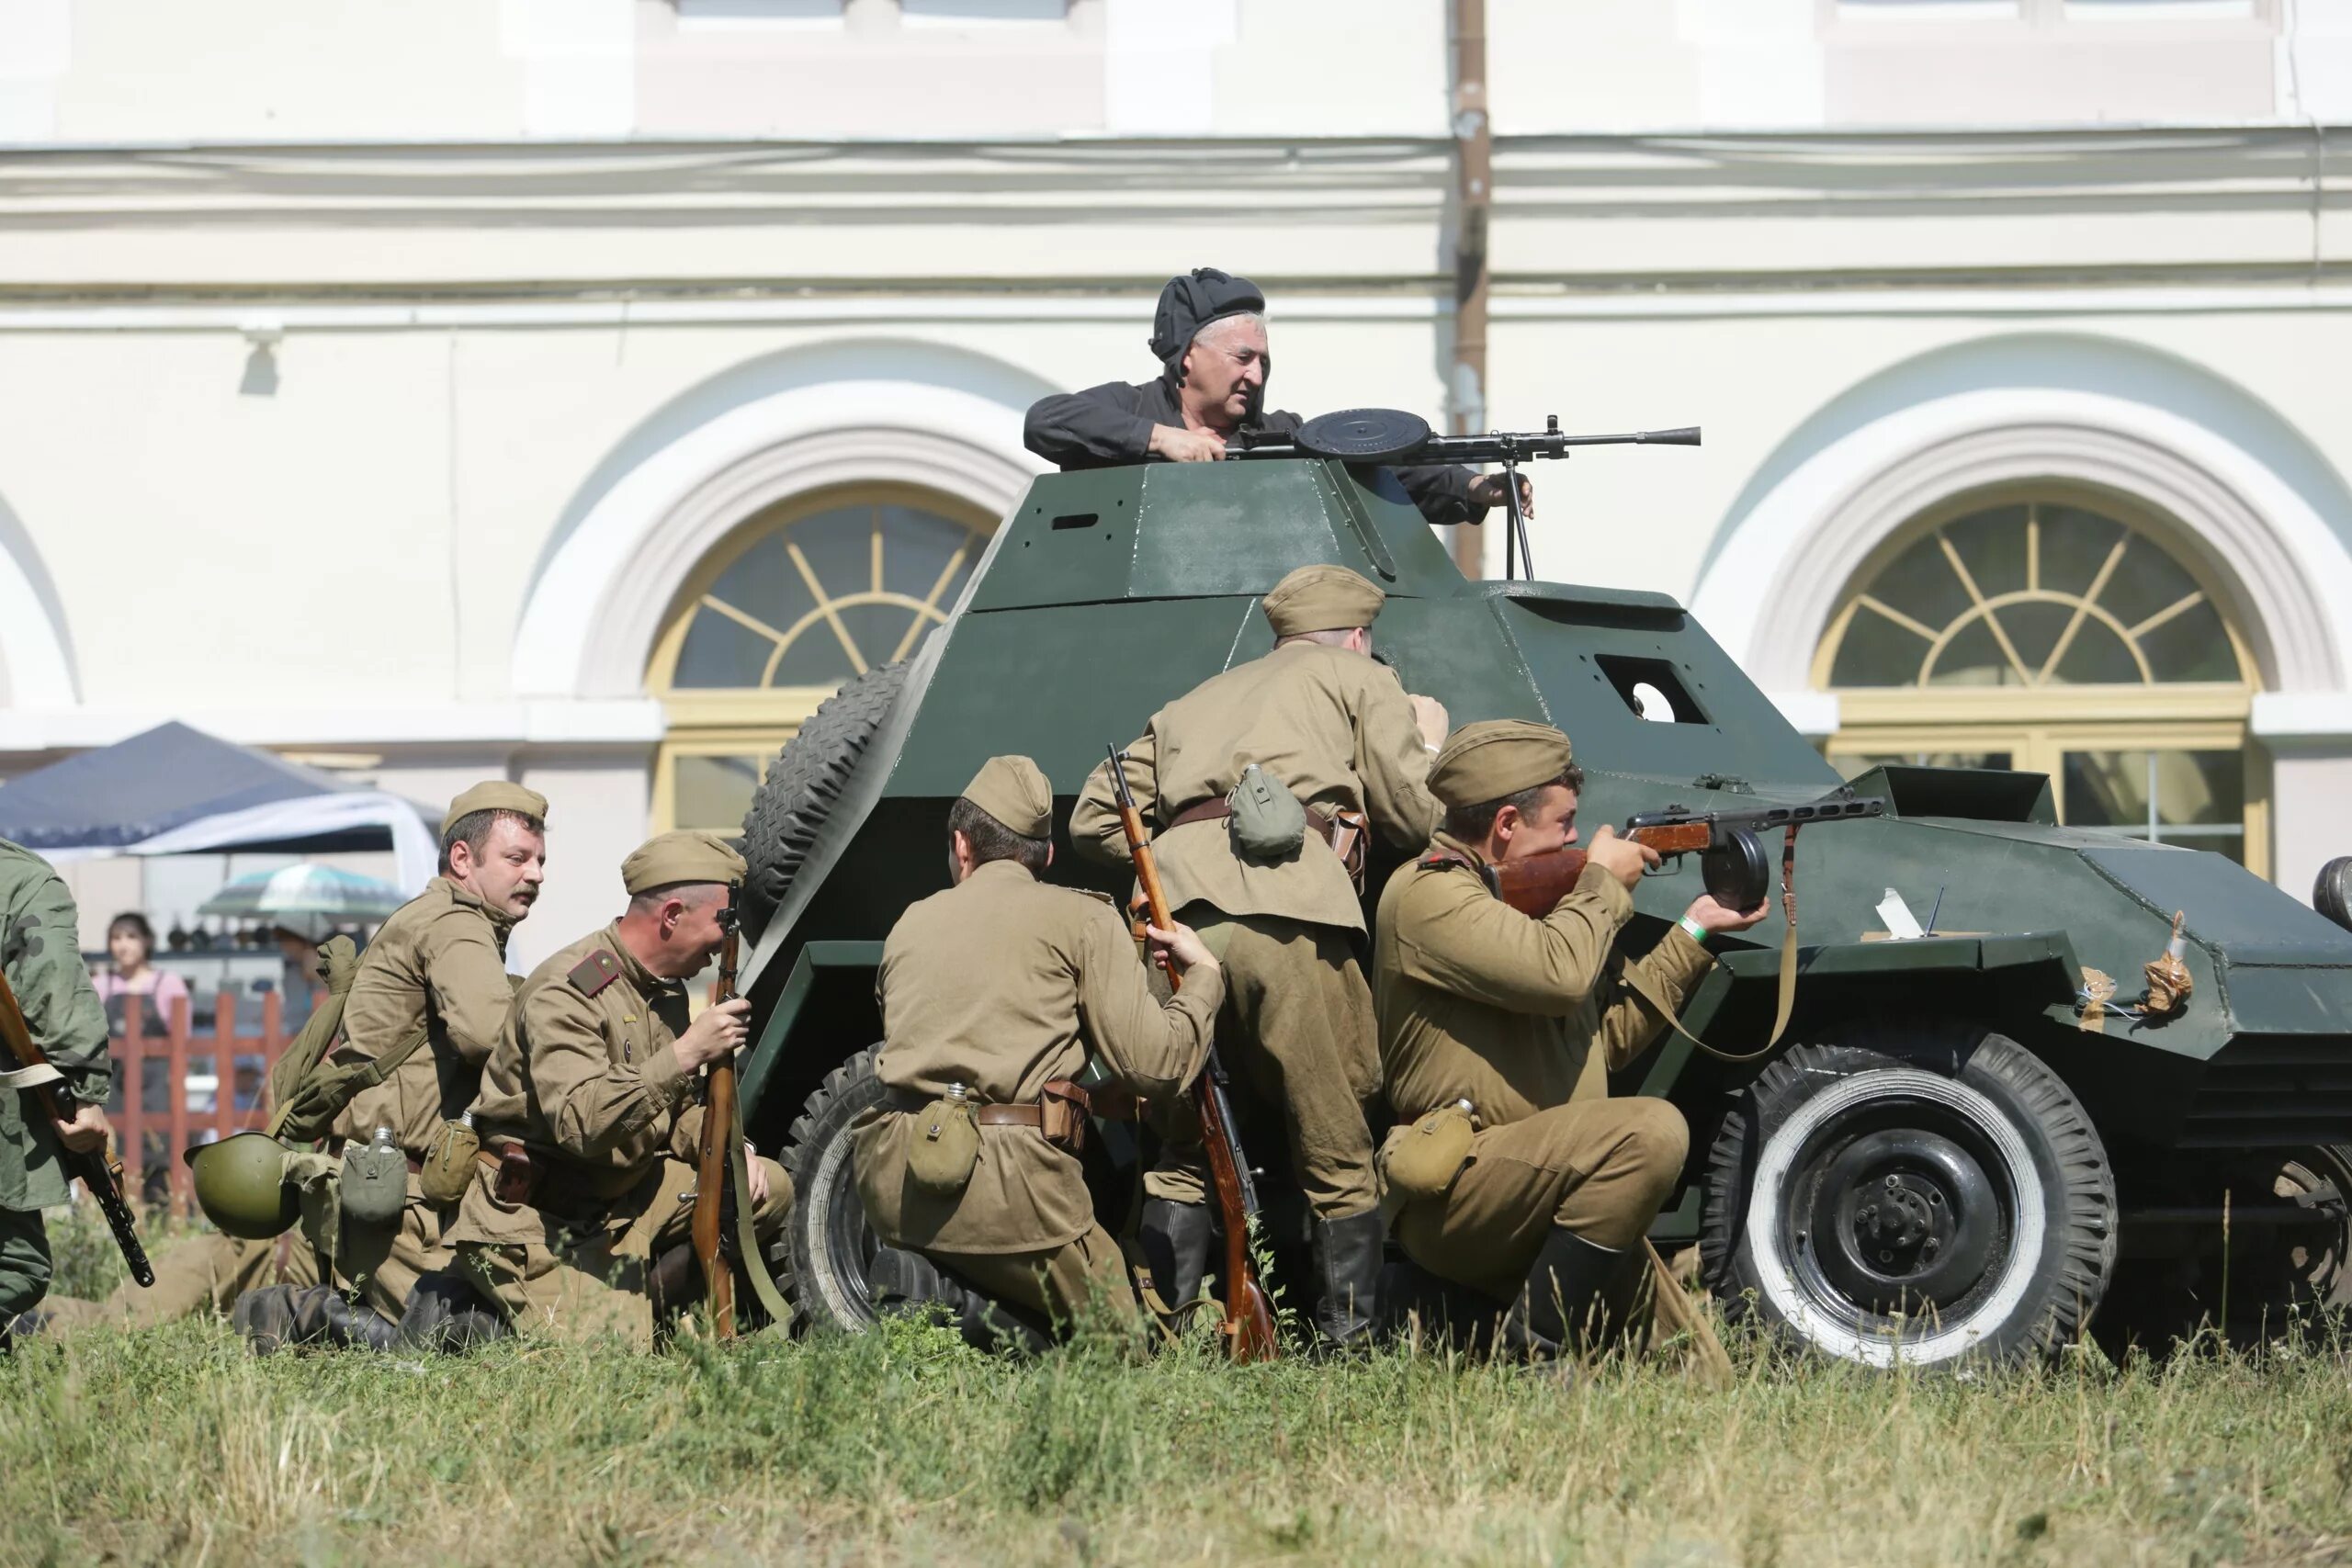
91, 912, 189, 1037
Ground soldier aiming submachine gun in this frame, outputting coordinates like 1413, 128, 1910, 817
1228, 408, 1701, 581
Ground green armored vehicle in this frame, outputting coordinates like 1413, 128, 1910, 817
729, 413, 2352, 1368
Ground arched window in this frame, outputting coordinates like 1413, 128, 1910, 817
1815, 486, 2266, 868
646, 484, 995, 833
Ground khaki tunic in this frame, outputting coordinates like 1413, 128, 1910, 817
1374, 835, 1714, 1291
446, 922, 790, 1346
326, 877, 519, 1321
1069, 639, 1442, 934
853, 859, 1223, 1258
336, 877, 518, 1156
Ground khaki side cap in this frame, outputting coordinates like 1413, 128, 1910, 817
1428, 719, 1576, 808
622, 829, 746, 895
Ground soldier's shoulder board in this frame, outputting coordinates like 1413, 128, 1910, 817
1066, 887, 1119, 909
566, 949, 624, 998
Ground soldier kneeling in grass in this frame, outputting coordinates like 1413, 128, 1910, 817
1374, 721, 1765, 1363
853, 756, 1223, 1351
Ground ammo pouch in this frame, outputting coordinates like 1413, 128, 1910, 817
1038, 1080, 1091, 1156
338, 1137, 408, 1229
906, 1095, 981, 1197
492, 1142, 537, 1207
1227, 762, 1308, 864
418, 1119, 481, 1206
1382, 1101, 1477, 1201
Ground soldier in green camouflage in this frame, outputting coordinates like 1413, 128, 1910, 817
0, 840, 115, 1345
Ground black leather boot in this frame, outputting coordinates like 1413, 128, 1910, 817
647, 1242, 706, 1327
396, 1273, 513, 1353
1498, 1227, 1645, 1362
1375, 1255, 1502, 1352
868, 1245, 1052, 1357
1137, 1198, 1213, 1316
1308, 1210, 1385, 1354
320, 1291, 400, 1351
234, 1284, 339, 1355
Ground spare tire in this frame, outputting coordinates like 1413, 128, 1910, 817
2315, 855, 2352, 934
738, 660, 909, 941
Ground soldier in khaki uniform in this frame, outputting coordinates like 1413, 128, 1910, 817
854, 757, 1223, 1346
1071, 564, 1446, 1348
231, 781, 548, 1352
447, 830, 792, 1348
0, 840, 115, 1346
1374, 720, 1764, 1359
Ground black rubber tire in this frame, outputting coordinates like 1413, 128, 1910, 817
2315, 856, 2352, 934
776, 1043, 888, 1334
1700, 1021, 2116, 1369
738, 661, 909, 942
2090, 1145, 2352, 1364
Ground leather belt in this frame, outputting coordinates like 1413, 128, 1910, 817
1167, 796, 1343, 847
973, 1104, 1045, 1130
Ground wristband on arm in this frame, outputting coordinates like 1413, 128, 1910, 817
1677, 914, 1710, 947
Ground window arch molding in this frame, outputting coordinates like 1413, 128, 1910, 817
1691, 394, 2350, 710
512, 355, 1049, 702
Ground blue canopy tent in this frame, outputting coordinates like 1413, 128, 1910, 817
0, 722, 439, 893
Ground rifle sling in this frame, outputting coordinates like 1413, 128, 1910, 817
726, 1089, 795, 1334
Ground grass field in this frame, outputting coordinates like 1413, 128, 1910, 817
7, 1213, 2350, 1568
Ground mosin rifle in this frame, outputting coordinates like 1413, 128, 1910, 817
1105, 745, 1279, 1362
1228, 408, 1701, 581
691, 885, 792, 1337
1483, 792, 1883, 1058
0, 915, 152, 1287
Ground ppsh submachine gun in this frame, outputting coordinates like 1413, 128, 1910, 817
1229, 408, 1701, 581
0, 915, 153, 1287
1484, 791, 1885, 1059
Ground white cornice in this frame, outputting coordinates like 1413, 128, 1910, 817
0, 700, 668, 753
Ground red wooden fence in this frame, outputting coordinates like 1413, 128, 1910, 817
108, 989, 304, 1211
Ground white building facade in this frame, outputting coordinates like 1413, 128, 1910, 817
3, 0, 2350, 969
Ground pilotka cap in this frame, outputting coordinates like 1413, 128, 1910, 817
960, 755, 1055, 841
439, 781, 549, 841
1427, 720, 1577, 809
1261, 564, 1385, 638
621, 829, 746, 896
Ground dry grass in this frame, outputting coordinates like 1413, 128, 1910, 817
7, 1213, 2351, 1568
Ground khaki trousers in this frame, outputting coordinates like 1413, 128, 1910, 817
459, 1156, 792, 1349
337, 1179, 450, 1323
1145, 909, 1382, 1221
28, 1227, 320, 1332
1396, 1098, 1688, 1303
925, 1222, 1136, 1333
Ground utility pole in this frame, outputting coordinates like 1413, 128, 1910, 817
1449, 0, 1492, 581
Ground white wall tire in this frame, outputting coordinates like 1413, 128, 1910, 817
1702, 1023, 2116, 1369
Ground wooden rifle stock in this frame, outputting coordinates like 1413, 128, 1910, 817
692, 897, 742, 1339
1106, 747, 1279, 1362
1487, 824, 1699, 918
0, 931, 152, 1288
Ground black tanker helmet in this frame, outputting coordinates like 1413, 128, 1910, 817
1148, 267, 1266, 384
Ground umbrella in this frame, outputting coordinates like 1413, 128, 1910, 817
196, 864, 411, 926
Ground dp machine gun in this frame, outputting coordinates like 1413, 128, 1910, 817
1229, 408, 1701, 582
1105, 745, 1280, 1362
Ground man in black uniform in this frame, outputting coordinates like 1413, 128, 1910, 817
1023, 267, 1532, 529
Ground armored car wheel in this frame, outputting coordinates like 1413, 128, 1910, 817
739, 660, 910, 942
2090, 1144, 2352, 1363
777, 1043, 888, 1333
1700, 1021, 2116, 1368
